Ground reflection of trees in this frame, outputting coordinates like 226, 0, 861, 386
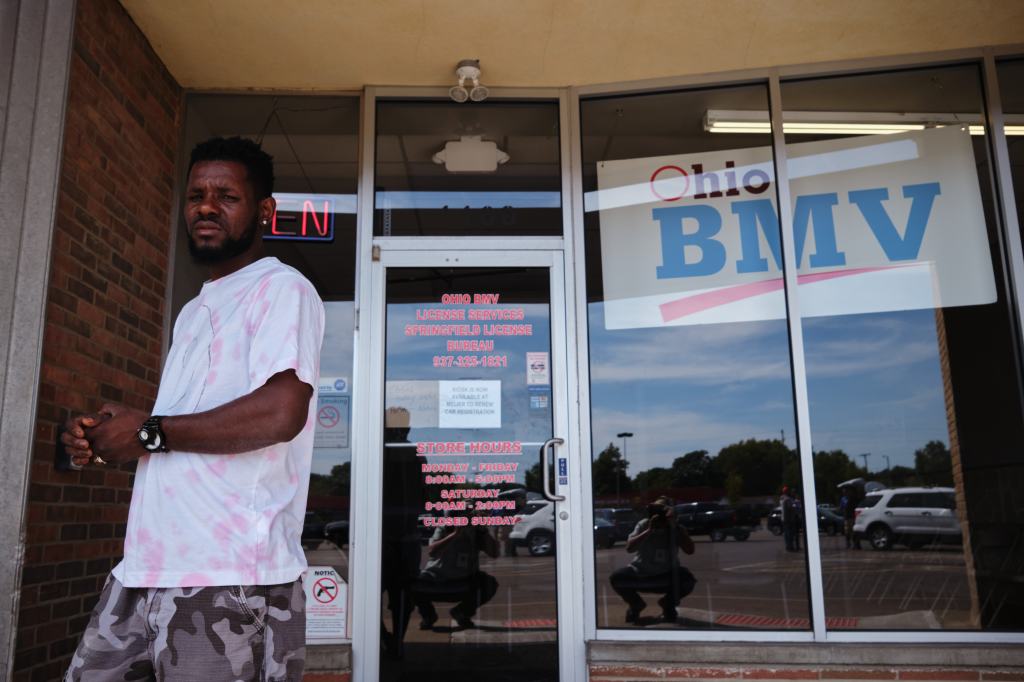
717, 439, 799, 496
592, 443, 631, 497
309, 462, 351, 497
914, 440, 953, 486
606, 438, 954, 503
812, 450, 865, 505
525, 461, 543, 492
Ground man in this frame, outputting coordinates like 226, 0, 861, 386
781, 486, 802, 552
379, 406, 425, 658
414, 518, 500, 630
840, 485, 863, 549
609, 497, 696, 624
61, 137, 325, 681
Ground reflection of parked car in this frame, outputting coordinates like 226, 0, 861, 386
324, 519, 349, 547
302, 512, 325, 550
674, 502, 753, 541
594, 507, 641, 542
853, 487, 961, 550
593, 517, 617, 549
508, 502, 624, 555
767, 506, 844, 536
509, 501, 556, 556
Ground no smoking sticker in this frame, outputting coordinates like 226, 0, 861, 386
314, 395, 349, 449
318, 405, 341, 429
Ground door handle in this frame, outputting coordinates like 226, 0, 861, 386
540, 437, 565, 502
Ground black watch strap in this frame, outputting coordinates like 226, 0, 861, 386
137, 415, 169, 453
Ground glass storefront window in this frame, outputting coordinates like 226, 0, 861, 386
374, 100, 562, 237
181, 95, 360, 637
997, 58, 1024, 247
581, 85, 809, 630
779, 64, 1024, 630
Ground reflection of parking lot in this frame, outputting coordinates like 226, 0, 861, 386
596, 531, 972, 629
310, 529, 973, 637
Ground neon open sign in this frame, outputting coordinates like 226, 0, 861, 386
266, 192, 340, 242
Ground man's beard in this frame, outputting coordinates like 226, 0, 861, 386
187, 217, 259, 265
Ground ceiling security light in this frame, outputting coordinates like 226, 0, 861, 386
449, 59, 489, 103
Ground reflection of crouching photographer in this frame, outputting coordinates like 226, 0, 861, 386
415, 523, 500, 629
609, 496, 696, 623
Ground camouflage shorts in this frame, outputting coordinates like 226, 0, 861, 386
65, 575, 305, 681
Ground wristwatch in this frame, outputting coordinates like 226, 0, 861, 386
136, 415, 169, 453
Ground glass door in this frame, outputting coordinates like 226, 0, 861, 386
360, 249, 578, 682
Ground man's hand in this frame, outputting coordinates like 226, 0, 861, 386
84, 403, 150, 464
61, 412, 109, 467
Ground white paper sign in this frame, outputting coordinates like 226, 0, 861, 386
595, 126, 995, 329
526, 352, 550, 385
304, 566, 347, 642
385, 380, 440, 428
438, 380, 501, 428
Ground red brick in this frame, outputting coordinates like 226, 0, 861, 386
821, 670, 897, 680
981, 675, 1024, 682
742, 671, 820, 680
303, 675, 351, 682
591, 666, 664, 679
899, 673, 979, 681
666, 669, 744, 679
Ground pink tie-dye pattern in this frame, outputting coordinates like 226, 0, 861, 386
120, 262, 322, 587
208, 458, 228, 476
178, 573, 213, 587
212, 522, 232, 544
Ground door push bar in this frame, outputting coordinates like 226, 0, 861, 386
540, 437, 566, 502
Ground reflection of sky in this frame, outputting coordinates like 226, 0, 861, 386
311, 302, 354, 476
588, 303, 947, 476
385, 298, 553, 487
588, 302, 795, 474
802, 309, 947, 471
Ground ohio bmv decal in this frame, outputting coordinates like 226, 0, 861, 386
594, 126, 995, 329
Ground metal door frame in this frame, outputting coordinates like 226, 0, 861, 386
350, 248, 586, 682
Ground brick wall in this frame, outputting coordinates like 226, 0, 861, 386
589, 665, 1024, 681
588, 643, 1024, 682
12, 0, 182, 679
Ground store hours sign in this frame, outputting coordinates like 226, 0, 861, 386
595, 126, 995, 329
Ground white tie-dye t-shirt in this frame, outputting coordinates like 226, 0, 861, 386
112, 257, 325, 588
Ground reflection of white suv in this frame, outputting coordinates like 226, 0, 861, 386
853, 487, 961, 550
509, 501, 555, 556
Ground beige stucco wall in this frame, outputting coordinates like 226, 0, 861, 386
120, 0, 1024, 91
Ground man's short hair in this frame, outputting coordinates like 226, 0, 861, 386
188, 137, 275, 200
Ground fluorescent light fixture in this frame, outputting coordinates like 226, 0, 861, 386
705, 110, 1024, 136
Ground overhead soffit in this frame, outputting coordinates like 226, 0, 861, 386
119, 0, 1024, 91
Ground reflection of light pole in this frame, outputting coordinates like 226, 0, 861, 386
882, 455, 891, 471
616, 432, 633, 503
859, 452, 871, 472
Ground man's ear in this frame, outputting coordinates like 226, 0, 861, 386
259, 195, 277, 225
